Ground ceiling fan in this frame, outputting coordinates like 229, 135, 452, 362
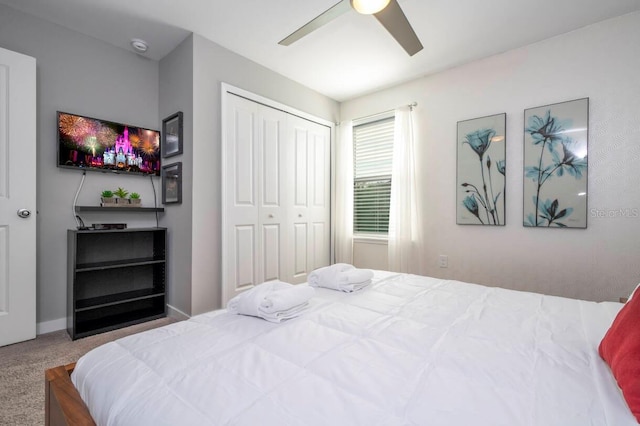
279, 0, 423, 56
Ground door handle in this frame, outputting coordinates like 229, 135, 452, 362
17, 209, 31, 219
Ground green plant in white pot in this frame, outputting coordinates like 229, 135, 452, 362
101, 190, 116, 207
129, 192, 141, 206
114, 187, 129, 205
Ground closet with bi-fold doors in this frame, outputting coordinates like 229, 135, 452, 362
222, 87, 332, 305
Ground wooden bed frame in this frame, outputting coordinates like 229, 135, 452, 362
45, 363, 96, 426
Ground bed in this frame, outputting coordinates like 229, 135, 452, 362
45, 271, 639, 425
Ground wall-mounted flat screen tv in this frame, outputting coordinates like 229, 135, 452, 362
57, 111, 161, 176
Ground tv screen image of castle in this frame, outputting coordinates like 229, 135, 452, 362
58, 112, 161, 175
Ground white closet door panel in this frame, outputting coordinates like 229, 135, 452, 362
257, 105, 288, 284
233, 106, 256, 206
311, 222, 329, 271
311, 133, 328, 208
262, 224, 280, 282
224, 95, 260, 303
292, 222, 308, 280
306, 121, 331, 275
283, 115, 332, 283
234, 225, 256, 291
293, 128, 308, 208
297, 117, 331, 277
260, 112, 282, 208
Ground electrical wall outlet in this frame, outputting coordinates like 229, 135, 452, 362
438, 255, 448, 268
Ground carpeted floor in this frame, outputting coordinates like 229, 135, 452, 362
0, 317, 176, 425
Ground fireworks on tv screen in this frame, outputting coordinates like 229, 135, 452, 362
57, 111, 161, 176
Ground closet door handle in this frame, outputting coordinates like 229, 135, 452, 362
298, 214, 302, 218
268, 214, 274, 218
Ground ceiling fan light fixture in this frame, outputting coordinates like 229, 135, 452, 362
350, 0, 391, 15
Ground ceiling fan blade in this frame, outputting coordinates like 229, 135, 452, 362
373, 0, 423, 56
279, 0, 352, 46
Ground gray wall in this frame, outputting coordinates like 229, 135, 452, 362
158, 35, 194, 317
0, 4, 161, 325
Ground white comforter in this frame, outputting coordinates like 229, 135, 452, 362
72, 272, 636, 425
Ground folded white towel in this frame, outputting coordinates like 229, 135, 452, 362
340, 279, 372, 293
308, 264, 373, 292
259, 283, 315, 314
227, 280, 314, 322
259, 302, 310, 322
341, 269, 374, 285
308, 263, 354, 288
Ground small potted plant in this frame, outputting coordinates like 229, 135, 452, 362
129, 192, 142, 206
101, 190, 115, 207
114, 187, 129, 206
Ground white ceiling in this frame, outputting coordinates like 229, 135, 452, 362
1, 0, 640, 101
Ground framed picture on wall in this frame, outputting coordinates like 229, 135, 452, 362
161, 111, 183, 158
523, 98, 588, 228
162, 162, 182, 204
456, 113, 506, 225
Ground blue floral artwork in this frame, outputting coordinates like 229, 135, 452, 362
523, 98, 588, 228
457, 113, 506, 225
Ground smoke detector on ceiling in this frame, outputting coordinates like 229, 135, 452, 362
130, 38, 148, 53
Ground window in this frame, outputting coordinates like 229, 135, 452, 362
353, 115, 394, 235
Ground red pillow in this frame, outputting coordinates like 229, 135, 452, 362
599, 294, 640, 422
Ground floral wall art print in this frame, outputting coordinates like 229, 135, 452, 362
523, 98, 588, 228
457, 113, 506, 225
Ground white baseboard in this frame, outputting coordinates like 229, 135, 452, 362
167, 304, 190, 321
37, 317, 66, 335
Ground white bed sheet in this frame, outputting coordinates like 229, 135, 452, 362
72, 272, 635, 425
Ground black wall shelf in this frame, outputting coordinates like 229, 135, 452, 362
75, 206, 164, 213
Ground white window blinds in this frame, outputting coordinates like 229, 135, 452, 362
353, 116, 394, 234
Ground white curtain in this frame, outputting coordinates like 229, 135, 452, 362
388, 106, 421, 273
335, 120, 354, 264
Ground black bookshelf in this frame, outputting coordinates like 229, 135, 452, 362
67, 227, 167, 340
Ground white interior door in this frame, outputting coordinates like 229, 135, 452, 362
0, 47, 36, 347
